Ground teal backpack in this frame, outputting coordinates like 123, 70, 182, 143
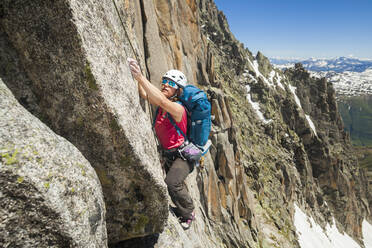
153, 85, 212, 155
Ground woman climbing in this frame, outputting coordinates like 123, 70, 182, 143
127, 58, 195, 229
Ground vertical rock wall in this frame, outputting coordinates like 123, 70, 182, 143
121, 0, 370, 247
0, 0, 370, 246
0, 0, 168, 243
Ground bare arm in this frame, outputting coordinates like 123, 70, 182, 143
137, 83, 147, 100
128, 58, 184, 122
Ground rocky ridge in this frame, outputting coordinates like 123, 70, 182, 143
273, 57, 372, 213
0, 0, 371, 247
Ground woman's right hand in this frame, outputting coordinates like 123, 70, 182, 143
127, 58, 142, 81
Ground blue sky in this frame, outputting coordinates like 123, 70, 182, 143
213, 0, 372, 59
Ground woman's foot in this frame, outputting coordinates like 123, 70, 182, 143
180, 212, 195, 230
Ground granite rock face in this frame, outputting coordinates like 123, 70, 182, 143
1, 0, 370, 246
0, 0, 167, 243
118, 0, 370, 247
0, 79, 107, 247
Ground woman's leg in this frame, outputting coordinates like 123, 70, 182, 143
164, 158, 194, 219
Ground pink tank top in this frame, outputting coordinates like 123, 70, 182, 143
154, 106, 187, 150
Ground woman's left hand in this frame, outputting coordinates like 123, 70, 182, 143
127, 58, 142, 80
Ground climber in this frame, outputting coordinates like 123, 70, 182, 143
127, 58, 195, 229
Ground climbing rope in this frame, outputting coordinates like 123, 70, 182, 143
111, 0, 139, 61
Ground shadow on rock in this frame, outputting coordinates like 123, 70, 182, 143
109, 234, 159, 248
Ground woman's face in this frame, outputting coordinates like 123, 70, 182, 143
161, 82, 177, 98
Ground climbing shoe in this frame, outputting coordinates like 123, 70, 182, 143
180, 212, 195, 230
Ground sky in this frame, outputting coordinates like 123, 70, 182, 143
213, 0, 372, 60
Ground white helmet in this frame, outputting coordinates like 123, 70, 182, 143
162, 69, 187, 88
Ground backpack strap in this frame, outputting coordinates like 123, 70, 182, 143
167, 113, 188, 142
153, 103, 188, 141
152, 107, 160, 127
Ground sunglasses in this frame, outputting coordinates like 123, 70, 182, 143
162, 79, 179, 89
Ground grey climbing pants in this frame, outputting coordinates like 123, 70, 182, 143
164, 158, 195, 219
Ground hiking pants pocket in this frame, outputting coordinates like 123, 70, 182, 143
165, 158, 194, 218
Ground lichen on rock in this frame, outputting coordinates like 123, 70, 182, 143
0, 78, 107, 247
0, 0, 370, 247
0, 0, 168, 243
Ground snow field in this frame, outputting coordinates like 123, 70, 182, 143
363, 220, 372, 248
311, 69, 372, 97
294, 204, 372, 248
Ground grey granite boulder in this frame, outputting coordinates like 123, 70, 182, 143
0, 79, 107, 247
0, 0, 168, 242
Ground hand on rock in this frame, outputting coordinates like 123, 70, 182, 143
127, 58, 142, 81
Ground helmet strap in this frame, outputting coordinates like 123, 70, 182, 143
169, 89, 181, 101
177, 88, 183, 97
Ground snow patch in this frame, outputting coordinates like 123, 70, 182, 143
252, 60, 259, 72
267, 70, 286, 90
305, 114, 318, 136
273, 63, 295, 70
294, 204, 364, 248
363, 220, 372, 248
289, 84, 302, 109
246, 85, 272, 124
288, 85, 318, 136
247, 59, 274, 87
248, 74, 257, 83
275, 74, 286, 90
242, 70, 258, 83
269, 70, 276, 82
315, 61, 328, 67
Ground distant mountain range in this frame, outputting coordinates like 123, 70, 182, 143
270, 56, 372, 73
271, 57, 372, 147
271, 57, 372, 97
